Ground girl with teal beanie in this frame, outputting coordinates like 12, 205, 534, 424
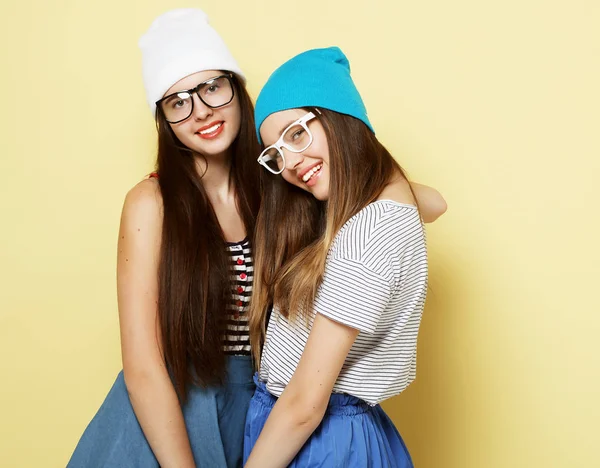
245, 47, 434, 467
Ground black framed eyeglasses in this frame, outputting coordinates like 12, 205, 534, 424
156, 73, 235, 124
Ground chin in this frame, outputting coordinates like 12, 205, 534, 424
312, 190, 329, 201
195, 139, 235, 158
204, 145, 232, 158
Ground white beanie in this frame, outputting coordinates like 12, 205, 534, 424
139, 8, 246, 115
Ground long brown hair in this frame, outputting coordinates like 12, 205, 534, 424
249, 108, 416, 363
154, 74, 260, 398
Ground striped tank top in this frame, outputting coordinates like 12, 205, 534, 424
224, 238, 252, 355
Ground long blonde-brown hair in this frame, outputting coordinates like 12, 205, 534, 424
249, 108, 415, 364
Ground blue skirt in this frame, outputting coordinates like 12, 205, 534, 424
244, 375, 413, 467
68, 356, 255, 468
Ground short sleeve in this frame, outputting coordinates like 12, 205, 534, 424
313, 255, 391, 335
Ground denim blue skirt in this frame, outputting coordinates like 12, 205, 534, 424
68, 356, 255, 468
243, 374, 413, 467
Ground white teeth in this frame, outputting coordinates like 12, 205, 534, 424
302, 164, 322, 182
199, 122, 222, 135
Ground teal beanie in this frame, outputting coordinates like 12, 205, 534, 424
254, 47, 374, 143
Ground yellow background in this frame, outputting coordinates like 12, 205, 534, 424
1, 1, 598, 466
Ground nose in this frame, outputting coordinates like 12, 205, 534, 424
192, 94, 213, 121
283, 149, 304, 171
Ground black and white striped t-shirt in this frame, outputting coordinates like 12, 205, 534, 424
259, 200, 428, 405
223, 238, 252, 355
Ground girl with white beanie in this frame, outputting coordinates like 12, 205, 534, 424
68, 9, 260, 467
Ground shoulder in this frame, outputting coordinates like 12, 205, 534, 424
377, 175, 416, 206
328, 201, 424, 277
334, 201, 421, 249
121, 178, 163, 233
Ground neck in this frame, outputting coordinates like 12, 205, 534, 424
194, 153, 235, 204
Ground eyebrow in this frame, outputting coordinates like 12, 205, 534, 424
263, 115, 305, 147
164, 75, 222, 100
278, 118, 299, 138
163, 92, 189, 102
263, 118, 297, 147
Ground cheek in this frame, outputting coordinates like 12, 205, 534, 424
226, 100, 242, 127
230, 113, 242, 133
170, 122, 192, 142
305, 134, 329, 163
281, 171, 298, 187
317, 141, 330, 165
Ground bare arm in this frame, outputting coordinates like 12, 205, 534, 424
410, 182, 447, 223
117, 179, 195, 468
244, 314, 359, 468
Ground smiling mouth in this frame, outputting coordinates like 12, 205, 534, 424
196, 121, 225, 139
302, 163, 323, 183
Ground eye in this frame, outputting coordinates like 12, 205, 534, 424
165, 92, 191, 109
291, 128, 305, 140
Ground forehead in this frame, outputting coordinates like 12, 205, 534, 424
260, 109, 307, 146
164, 70, 223, 96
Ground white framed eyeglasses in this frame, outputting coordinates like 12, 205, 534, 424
257, 111, 317, 174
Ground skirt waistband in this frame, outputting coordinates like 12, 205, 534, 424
223, 355, 254, 385
252, 373, 372, 416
